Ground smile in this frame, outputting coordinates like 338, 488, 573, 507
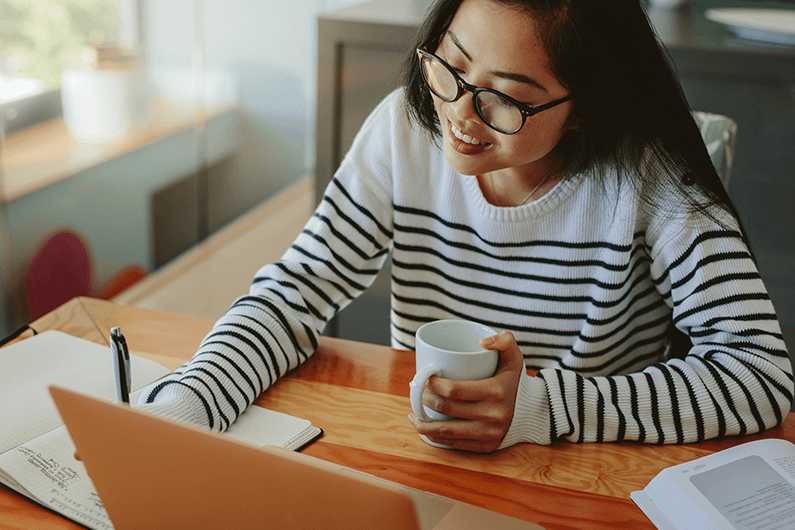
450, 123, 486, 146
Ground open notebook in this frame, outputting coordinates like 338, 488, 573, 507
51, 386, 544, 529
0, 330, 321, 529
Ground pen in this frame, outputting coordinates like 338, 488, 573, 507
110, 327, 131, 404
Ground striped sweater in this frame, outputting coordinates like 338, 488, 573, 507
139, 90, 793, 446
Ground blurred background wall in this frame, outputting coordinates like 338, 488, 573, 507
0, 0, 373, 335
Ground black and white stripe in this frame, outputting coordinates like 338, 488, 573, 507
138, 90, 792, 445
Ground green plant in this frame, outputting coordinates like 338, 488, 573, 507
0, 0, 118, 90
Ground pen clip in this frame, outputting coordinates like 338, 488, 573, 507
110, 327, 131, 404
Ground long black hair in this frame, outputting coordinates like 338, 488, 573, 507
403, 0, 746, 237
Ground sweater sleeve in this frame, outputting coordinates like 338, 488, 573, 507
516, 214, 793, 445
135, 92, 401, 431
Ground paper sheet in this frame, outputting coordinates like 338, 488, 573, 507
225, 404, 321, 450
0, 331, 171, 454
0, 425, 113, 530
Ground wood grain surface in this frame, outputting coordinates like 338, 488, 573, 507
2, 296, 793, 530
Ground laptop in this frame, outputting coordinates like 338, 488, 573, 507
50, 386, 543, 530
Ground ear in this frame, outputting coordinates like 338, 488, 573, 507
567, 114, 581, 132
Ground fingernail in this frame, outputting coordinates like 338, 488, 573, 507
480, 336, 495, 346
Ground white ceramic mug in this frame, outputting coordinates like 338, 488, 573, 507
409, 320, 498, 424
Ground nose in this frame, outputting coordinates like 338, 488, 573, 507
448, 91, 482, 125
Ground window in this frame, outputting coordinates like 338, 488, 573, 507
1, 0, 121, 133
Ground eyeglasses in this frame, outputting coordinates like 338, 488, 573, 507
417, 48, 572, 135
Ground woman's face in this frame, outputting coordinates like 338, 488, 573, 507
432, 0, 577, 180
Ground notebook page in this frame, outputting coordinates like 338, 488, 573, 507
225, 404, 319, 450
0, 331, 171, 455
0, 424, 113, 530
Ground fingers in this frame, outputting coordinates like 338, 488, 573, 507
423, 375, 517, 419
425, 375, 507, 403
479, 330, 515, 350
481, 330, 525, 371
422, 386, 513, 423
407, 413, 503, 453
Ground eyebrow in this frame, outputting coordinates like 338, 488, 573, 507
447, 30, 549, 93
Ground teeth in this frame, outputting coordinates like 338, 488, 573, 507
451, 124, 482, 146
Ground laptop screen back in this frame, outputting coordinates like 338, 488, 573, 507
50, 386, 420, 530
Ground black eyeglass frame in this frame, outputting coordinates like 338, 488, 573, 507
417, 48, 573, 135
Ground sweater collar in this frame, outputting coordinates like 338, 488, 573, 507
466, 170, 584, 222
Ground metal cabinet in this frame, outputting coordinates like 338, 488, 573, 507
315, 1, 424, 344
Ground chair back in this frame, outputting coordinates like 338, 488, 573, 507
693, 111, 737, 189
26, 230, 93, 320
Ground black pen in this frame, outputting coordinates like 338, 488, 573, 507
110, 327, 131, 404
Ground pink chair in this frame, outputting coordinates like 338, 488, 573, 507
26, 231, 93, 320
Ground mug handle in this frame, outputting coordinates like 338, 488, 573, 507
409, 364, 442, 422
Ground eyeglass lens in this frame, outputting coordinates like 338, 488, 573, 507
420, 54, 523, 134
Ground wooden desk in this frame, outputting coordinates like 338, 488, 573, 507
3, 297, 794, 529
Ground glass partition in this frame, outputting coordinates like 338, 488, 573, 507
0, 0, 223, 334
0, 0, 339, 335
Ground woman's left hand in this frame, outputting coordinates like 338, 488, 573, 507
407, 330, 526, 452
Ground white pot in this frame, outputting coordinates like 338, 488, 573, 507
61, 66, 151, 143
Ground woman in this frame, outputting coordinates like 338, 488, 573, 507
139, 0, 793, 452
